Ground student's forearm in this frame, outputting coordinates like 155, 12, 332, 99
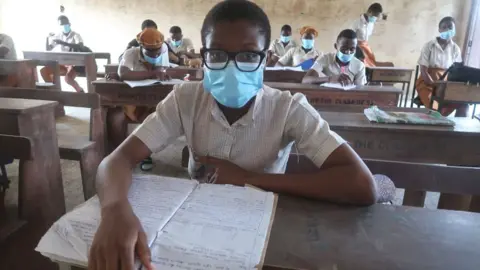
420, 65, 433, 84
302, 75, 329, 84
119, 70, 155, 81
247, 165, 377, 206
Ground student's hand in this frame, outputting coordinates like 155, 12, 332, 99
329, 74, 353, 86
89, 202, 155, 270
196, 156, 258, 186
153, 70, 171, 81
53, 39, 66, 45
105, 72, 119, 81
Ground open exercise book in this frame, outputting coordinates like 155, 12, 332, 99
36, 175, 277, 269
364, 106, 456, 126
124, 79, 185, 88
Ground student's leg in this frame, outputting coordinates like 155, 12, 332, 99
41, 65, 67, 82
415, 77, 433, 108
65, 66, 84, 93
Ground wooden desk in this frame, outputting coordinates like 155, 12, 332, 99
57, 196, 480, 270
0, 98, 65, 227
103, 64, 203, 80
264, 196, 480, 270
367, 67, 414, 107
267, 82, 402, 107
0, 60, 37, 88
431, 82, 480, 117
23, 51, 97, 93
264, 70, 306, 83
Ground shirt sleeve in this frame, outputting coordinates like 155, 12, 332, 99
268, 40, 276, 52
132, 86, 185, 153
119, 49, 135, 70
284, 93, 345, 167
278, 48, 294, 66
74, 33, 84, 44
311, 54, 326, 75
454, 44, 462, 62
354, 62, 367, 86
418, 42, 431, 67
185, 38, 195, 52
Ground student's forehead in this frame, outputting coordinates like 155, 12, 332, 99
206, 21, 265, 50
338, 38, 356, 46
441, 21, 454, 28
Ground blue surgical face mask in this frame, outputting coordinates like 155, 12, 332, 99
172, 40, 182, 47
280, 35, 291, 43
61, 24, 71, 34
439, 29, 456, 40
368, 16, 377, 23
203, 62, 264, 108
337, 50, 355, 63
142, 50, 163, 65
302, 39, 314, 50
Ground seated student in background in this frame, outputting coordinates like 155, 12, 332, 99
118, 28, 170, 171
0, 33, 19, 87
267, 24, 297, 66
276, 26, 321, 69
303, 29, 366, 86
41, 16, 85, 93
167, 26, 195, 56
416, 16, 467, 117
89, 1, 377, 268
352, 3, 383, 67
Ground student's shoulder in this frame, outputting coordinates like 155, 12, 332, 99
318, 52, 335, 62
351, 56, 366, 70
121, 47, 140, 60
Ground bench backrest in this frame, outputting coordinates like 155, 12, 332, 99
0, 60, 37, 88
0, 88, 99, 109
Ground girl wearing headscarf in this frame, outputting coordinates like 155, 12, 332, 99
415, 16, 467, 117
276, 26, 322, 69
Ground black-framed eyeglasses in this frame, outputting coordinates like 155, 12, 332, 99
201, 49, 266, 72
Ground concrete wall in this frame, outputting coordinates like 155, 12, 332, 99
0, 0, 471, 68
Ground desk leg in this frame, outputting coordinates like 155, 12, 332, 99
438, 163, 476, 211
17, 108, 65, 226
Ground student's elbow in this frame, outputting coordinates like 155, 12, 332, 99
352, 170, 377, 206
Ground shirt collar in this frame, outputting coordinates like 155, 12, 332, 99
434, 38, 453, 50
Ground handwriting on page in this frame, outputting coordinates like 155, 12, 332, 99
149, 184, 275, 269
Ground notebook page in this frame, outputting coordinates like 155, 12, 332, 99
36, 176, 198, 265
124, 79, 161, 88
321, 82, 356, 90
148, 184, 276, 270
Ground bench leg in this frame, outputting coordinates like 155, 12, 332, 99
79, 149, 102, 201
437, 193, 472, 211
402, 190, 426, 207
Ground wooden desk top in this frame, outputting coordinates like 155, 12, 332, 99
265, 196, 480, 270
266, 82, 402, 94
368, 66, 414, 71
0, 98, 58, 114
320, 111, 480, 135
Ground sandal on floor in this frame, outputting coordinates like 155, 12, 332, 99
140, 157, 154, 171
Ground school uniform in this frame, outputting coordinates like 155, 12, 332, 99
167, 38, 195, 54
132, 82, 345, 176
311, 52, 367, 86
416, 38, 464, 115
268, 39, 298, 57
48, 31, 83, 52
118, 45, 170, 122
278, 46, 321, 67
352, 15, 376, 67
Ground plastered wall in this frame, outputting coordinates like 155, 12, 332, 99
0, 0, 471, 68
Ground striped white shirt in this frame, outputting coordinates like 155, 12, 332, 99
418, 39, 462, 69
133, 82, 345, 178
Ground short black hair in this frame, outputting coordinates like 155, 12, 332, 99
201, 0, 271, 51
368, 3, 383, 13
170, 26, 182, 34
337, 29, 357, 42
58, 15, 70, 24
141, 19, 157, 30
439, 16, 455, 28
281, 24, 292, 32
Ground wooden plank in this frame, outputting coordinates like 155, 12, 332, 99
0, 88, 99, 108
23, 51, 92, 66
264, 196, 480, 270
438, 82, 480, 103
0, 98, 58, 115
370, 67, 414, 83
264, 70, 305, 83
93, 52, 111, 63
0, 135, 32, 160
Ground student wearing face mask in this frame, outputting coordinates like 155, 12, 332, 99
302, 29, 366, 86
89, 2, 377, 268
167, 26, 195, 56
276, 26, 321, 68
267, 24, 297, 66
416, 16, 467, 117
352, 3, 383, 67
118, 28, 171, 171
41, 16, 85, 92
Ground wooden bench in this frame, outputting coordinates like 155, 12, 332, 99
267, 81, 402, 107
0, 88, 105, 200
431, 81, 480, 118
0, 59, 37, 88
23, 51, 97, 93
0, 135, 32, 242
367, 66, 414, 107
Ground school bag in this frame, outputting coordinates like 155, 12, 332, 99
440, 62, 480, 84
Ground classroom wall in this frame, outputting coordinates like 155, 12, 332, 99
0, 0, 471, 68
